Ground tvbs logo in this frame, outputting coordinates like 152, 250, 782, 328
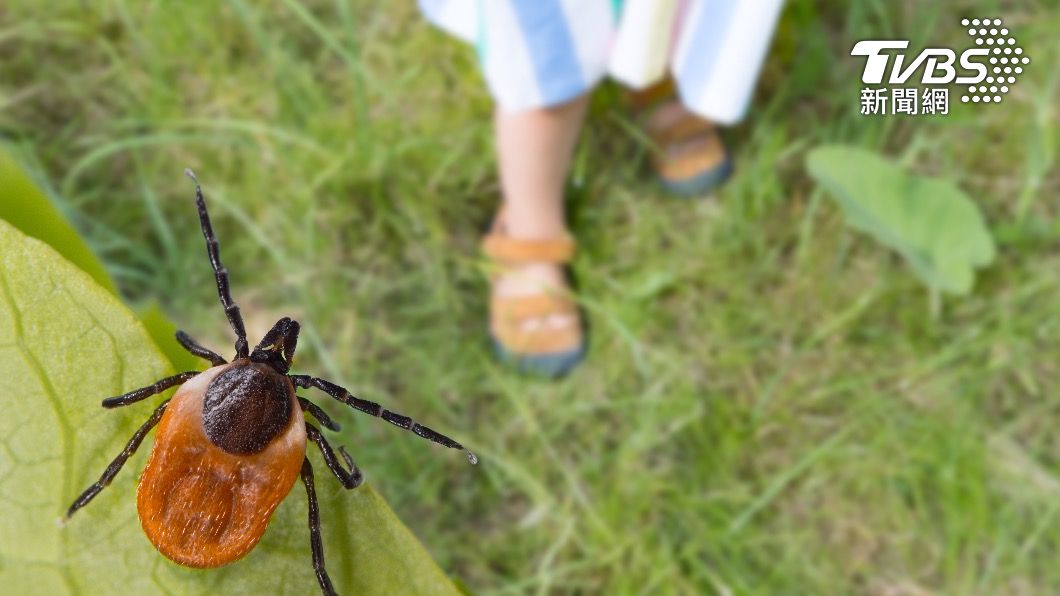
852, 18, 1029, 113
853, 40, 989, 84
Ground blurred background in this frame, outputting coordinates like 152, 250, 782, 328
1, 1, 1058, 593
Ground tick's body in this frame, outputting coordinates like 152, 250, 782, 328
65, 171, 475, 595
138, 362, 305, 568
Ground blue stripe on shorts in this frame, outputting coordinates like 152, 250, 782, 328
510, 0, 587, 105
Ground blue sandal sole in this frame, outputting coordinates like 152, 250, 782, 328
490, 335, 586, 378
658, 156, 733, 198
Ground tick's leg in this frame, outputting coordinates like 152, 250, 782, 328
298, 397, 341, 431
301, 458, 338, 596
306, 423, 362, 489
101, 372, 198, 408
291, 375, 477, 464
66, 399, 169, 519
185, 169, 249, 360
175, 330, 226, 366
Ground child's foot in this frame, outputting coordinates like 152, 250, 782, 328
644, 100, 732, 197
482, 213, 585, 378
629, 80, 733, 197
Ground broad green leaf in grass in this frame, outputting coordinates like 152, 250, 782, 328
806, 145, 996, 295
0, 147, 200, 371
0, 219, 461, 595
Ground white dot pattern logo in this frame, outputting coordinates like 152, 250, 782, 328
964, 17, 1028, 104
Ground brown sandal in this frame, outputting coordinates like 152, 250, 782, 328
482, 219, 586, 377
630, 79, 733, 197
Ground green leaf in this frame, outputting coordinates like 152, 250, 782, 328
0, 148, 201, 371
806, 145, 996, 295
137, 300, 204, 372
0, 219, 461, 595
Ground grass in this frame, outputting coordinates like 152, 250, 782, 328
2, 0, 1059, 593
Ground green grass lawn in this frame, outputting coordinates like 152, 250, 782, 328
2, 1, 1059, 593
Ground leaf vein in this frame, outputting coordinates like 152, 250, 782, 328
0, 267, 79, 595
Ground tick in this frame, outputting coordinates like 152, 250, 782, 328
65, 170, 477, 595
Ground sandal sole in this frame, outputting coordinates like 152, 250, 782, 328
490, 335, 586, 379
658, 156, 733, 198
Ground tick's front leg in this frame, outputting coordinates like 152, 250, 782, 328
101, 372, 197, 408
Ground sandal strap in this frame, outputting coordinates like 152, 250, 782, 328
491, 293, 582, 354
629, 80, 718, 149
492, 293, 575, 321
482, 234, 575, 265
654, 133, 727, 179
648, 112, 717, 148
627, 77, 676, 111
493, 320, 582, 355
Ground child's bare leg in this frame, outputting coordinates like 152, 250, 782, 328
493, 95, 588, 333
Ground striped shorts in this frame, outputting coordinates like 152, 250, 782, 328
420, 0, 784, 125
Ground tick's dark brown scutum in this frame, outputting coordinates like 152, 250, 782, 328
64, 171, 476, 596
202, 362, 294, 455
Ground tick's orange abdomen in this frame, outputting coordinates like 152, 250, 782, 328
136, 364, 306, 568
